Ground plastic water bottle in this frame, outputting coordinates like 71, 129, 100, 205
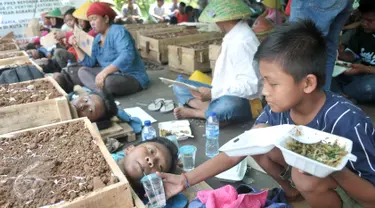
62, 59, 72, 73
205, 112, 219, 158
142, 120, 156, 141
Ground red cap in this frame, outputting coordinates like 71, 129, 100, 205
87, 2, 117, 21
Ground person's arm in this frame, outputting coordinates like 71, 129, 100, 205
213, 41, 262, 100
158, 106, 274, 199
339, 29, 360, 62
333, 168, 375, 207
133, 5, 142, 19
331, 120, 375, 207
149, 4, 163, 20
343, 21, 361, 30
111, 28, 136, 73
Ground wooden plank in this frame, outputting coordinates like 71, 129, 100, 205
168, 38, 223, 74
183, 181, 213, 202
208, 44, 221, 62
0, 78, 73, 134
140, 31, 222, 64
0, 42, 20, 54
0, 51, 29, 66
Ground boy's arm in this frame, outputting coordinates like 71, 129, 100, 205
333, 168, 375, 207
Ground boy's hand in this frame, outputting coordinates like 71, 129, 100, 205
344, 64, 368, 76
156, 172, 186, 200
191, 87, 211, 102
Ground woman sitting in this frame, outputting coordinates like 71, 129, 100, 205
54, 2, 149, 97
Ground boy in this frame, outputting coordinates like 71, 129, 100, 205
336, 0, 375, 103
158, 20, 375, 208
174, 2, 188, 23
112, 137, 178, 191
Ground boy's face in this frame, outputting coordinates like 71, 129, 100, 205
260, 60, 309, 113
122, 142, 172, 185
50, 17, 57, 26
179, 5, 185, 13
361, 12, 375, 33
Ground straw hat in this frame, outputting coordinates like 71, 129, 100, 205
198, 0, 253, 23
45, 8, 63, 19
262, 0, 282, 10
73, 0, 93, 21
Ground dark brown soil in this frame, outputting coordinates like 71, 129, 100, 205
0, 52, 25, 59
148, 29, 199, 39
0, 80, 63, 107
0, 43, 17, 51
179, 39, 222, 50
0, 121, 117, 208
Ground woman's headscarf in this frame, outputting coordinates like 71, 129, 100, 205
87, 2, 117, 21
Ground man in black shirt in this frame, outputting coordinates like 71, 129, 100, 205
337, 0, 375, 102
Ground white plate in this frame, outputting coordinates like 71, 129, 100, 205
276, 126, 357, 178
219, 125, 295, 156
159, 77, 199, 91
333, 60, 351, 77
158, 120, 192, 141
215, 159, 247, 182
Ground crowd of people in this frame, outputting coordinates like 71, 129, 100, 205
7, 0, 375, 207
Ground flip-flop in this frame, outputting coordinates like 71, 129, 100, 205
160, 100, 175, 113
148, 98, 165, 111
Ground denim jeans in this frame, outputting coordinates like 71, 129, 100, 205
173, 77, 252, 122
332, 74, 375, 103
290, 0, 354, 90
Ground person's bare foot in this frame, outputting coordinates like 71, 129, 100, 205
174, 107, 195, 119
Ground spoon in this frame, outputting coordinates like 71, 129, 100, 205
289, 127, 322, 144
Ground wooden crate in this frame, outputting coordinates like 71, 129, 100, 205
1, 118, 140, 208
134, 25, 186, 49
125, 23, 169, 47
208, 43, 222, 73
0, 42, 20, 54
139, 28, 223, 64
0, 77, 74, 134
0, 51, 29, 66
168, 38, 223, 75
99, 121, 136, 142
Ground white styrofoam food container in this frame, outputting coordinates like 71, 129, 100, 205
219, 125, 295, 156
158, 120, 192, 141
215, 159, 247, 182
276, 126, 357, 178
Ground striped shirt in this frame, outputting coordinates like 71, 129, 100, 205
255, 91, 375, 185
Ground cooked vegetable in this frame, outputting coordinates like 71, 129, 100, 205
286, 139, 347, 167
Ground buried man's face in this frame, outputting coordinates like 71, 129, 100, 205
122, 142, 172, 185
71, 94, 106, 122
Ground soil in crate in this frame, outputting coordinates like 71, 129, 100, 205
178, 39, 222, 50
0, 52, 25, 59
0, 39, 14, 44
0, 43, 17, 51
147, 29, 198, 39
0, 80, 63, 107
0, 121, 117, 208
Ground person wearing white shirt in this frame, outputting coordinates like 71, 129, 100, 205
172, 0, 262, 125
149, 0, 169, 23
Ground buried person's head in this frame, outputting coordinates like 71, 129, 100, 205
254, 19, 326, 113
120, 137, 179, 189
71, 90, 117, 122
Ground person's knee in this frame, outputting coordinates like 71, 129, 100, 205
77, 67, 90, 79
52, 72, 63, 84
206, 96, 251, 121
